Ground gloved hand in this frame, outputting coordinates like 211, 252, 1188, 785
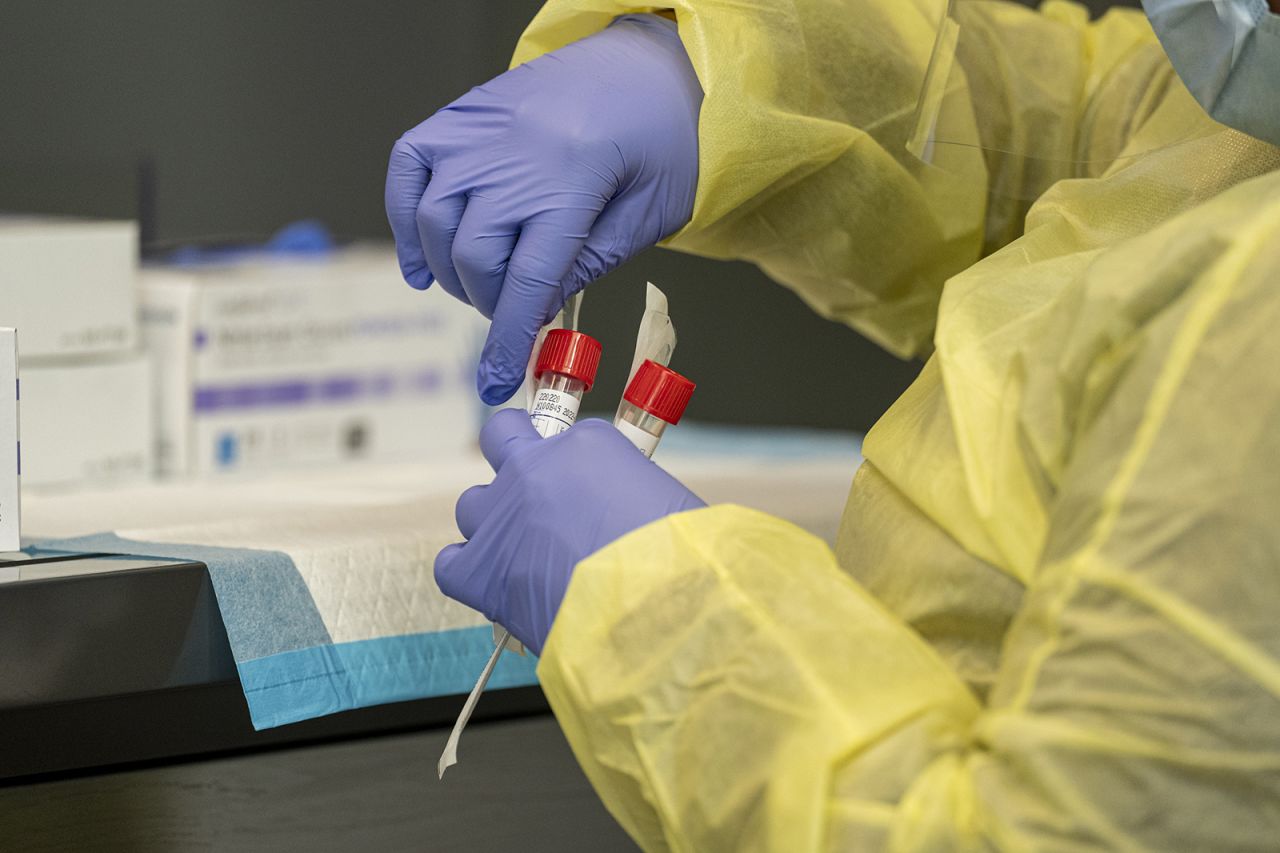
436, 408, 706, 655
385, 14, 702, 405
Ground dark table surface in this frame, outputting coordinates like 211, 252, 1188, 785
0, 716, 636, 852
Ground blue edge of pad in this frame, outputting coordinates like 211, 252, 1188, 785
36, 534, 539, 731
238, 628, 539, 730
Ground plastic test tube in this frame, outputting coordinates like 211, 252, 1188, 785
529, 329, 603, 438
501, 327, 602, 653
614, 359, 696, 457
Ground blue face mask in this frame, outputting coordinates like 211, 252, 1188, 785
1142, 0, 1280, 146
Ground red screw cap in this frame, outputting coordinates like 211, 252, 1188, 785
534, 329, 603, 390
623, 360, 695, 425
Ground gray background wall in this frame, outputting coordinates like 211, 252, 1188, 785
0, 0, 1138, 431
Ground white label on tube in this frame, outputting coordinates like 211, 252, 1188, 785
616, 418, 660, 458
529, 388, 580, 438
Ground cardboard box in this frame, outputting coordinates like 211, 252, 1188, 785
140, 246, 486, 477
0, 329, 18, 549
0, 217, 138, 359
20, 353, 153, 491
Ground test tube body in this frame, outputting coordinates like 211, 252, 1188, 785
613, 400, 668, 457
528, 328, 601, 438
530, 372, 587, 438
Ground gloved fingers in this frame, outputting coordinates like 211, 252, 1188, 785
561, 190, 661, 295
454, 483, 493, 541
385, 138, 435, 291
452, 198, 518, 320
479, 407, 541, 471
477, 208, 600, 405
433, 542, 476, 609
415, 177, 470, 306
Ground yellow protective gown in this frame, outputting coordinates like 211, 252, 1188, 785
513, 1, 1280, 849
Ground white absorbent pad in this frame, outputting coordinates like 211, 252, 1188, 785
30, 426, 861, 729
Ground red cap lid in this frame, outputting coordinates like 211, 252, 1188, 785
534, 329, 603, 390
623, 360, 695, 425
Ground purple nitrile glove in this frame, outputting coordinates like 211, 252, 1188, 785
435, 408, 705, 655
385, 14, 702, 405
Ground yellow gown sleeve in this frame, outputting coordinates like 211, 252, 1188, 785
539, 164, 1280, 851
538, 505, 983, 852
512, 1, 1167, 357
